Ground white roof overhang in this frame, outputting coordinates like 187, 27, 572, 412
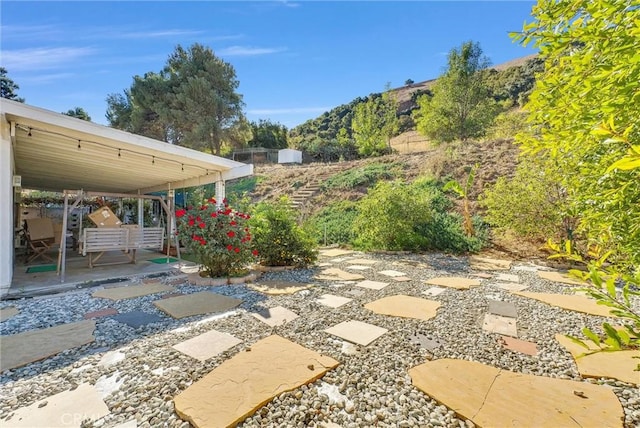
2, 99, 253, 194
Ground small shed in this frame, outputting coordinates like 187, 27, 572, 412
278, 149, 302, 164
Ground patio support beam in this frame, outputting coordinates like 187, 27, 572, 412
57, 190, 84, 282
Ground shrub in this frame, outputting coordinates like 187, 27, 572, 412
250, 197, 318, 267
479, 163, 567, 241
304, 200, 359, 246
486, 109, 528, 140
175, 197, 257, 277
322, 163, 398, 190
353, 177, 487, 252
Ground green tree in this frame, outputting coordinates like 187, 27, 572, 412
106, 43, 244, 155
248, 119, 288, 149
62, 107, 91, 121
414, 41, 499, 143
351, 88, 399, 156
0, 67, 25, 102
514, 0, 640, 268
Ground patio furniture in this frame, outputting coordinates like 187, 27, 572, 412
82, 227, 165, 268
24, 218, 55, 264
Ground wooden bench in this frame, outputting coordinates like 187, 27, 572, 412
82, 227, 165, 268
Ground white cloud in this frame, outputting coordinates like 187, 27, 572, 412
247, 107, 330, 115
1, 47, 96, 71
0, 24, 62, 41
20, 73, 76, 84
218, 45, 286, 56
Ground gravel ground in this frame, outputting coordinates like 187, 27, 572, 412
1, 251, 638, 428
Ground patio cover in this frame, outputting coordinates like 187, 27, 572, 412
3, 99, 252, 193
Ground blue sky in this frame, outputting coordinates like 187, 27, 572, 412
1, 1, 538, 129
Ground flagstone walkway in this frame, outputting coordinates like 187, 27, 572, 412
1, 250, 638, 428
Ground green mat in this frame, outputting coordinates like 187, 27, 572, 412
148, 257, 179, 264
26, 264, 57, 273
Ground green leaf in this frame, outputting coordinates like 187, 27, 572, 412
566, 334, 590, 350
582, 327, 601, 347
602, 323, 623, 349
607, 156, 640, 172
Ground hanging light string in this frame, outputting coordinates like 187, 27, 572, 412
16, 123, 213, 175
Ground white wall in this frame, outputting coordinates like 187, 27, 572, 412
0, 116, 14, 296
278, 149, 302, 164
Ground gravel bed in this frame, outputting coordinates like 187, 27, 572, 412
1, 251, 638, 427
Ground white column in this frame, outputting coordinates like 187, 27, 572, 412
0, 117, 14, 296
215, 180, 225, 208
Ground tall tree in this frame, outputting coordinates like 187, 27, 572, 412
62, 107, 91, 121
248, 119, 288, 149
106, 43, 243, 155
351, 89, 399, 156
0, 67, 25, 102
514, 0, 640, 267
414, 41, 499, 143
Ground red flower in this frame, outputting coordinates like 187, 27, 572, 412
198, 222, 206, 229
188, 219, 195, 226
210, 212, 217, 218
252, 249, 259, 256
227, 231, 235, 238
196, 216, 202, 222
223, 197, 228, 204
234, 247, 240, 253
226, 244, 233, 251
200, 240, 207, 245
230, 221, 237, 226
192, 234, 201, 241
200, 205, 207, 210
208, 197, 216, 204
175, 209, 186, 218
224, 209, 232, 215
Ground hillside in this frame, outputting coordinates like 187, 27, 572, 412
231, 137, 550, 260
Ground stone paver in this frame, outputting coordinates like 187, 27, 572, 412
0, 320, 95, 372
482, 314, 517, 337
423, 287, 447, 297
469, 256, 512, 271
5, 383, 109, 427
248, 281, 312, 295
251, 306, 299, 327
494, 282, 528, 292
174, 335, 339, 427
325, 320, 388, 346
173, 329, 242, 362
154, 291, 242, 319
346, 265, 372, 271
393, 276, 412, 282
365, 295, 441, 321
409, 359, 623, 427
355, 280, 389, 290
348, 258, 378, 265
317, 294, 353, 308
496, 273, 520, 283
556, 334, 639, 385
111, 311, 165, 328
319, 248, 354, 257
500, 336, 538, 356
487, 300, 517, 318
316, 268, 365, 281
92, 283, 174, 300
513, 291, 616, 317
424, 277, 481, 290
160, 292, 185, 299
538, 270, 585, 286
0, 306, 19, 321
471, 273, 493, 279
83, 308, 118, 319
378, 270, 406, 277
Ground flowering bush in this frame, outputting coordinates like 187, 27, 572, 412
175, 197, 257, 277
250, 197, 318, 267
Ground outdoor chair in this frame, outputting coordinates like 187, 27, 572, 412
24, 218, 56, 264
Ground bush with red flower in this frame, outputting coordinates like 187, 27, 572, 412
175, 197, 257, 277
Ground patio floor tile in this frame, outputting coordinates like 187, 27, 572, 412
174, 335, 339, 427
378, 270, 406, 277
251, 306, 299, 327
487, 300, 517, 318
0, 320, 95, 372
409, 359, 623, 428
317, 294, 353, 308
482, 314, 517, 337
512, 291, 616, 317
248, 281, 312, 295
4, 383, 109, 427
538, 270, 585, 286
92, 283, 174, 300
0, 306, 19, 321
111, 311, 165, 328
424, 277, 481, 290
365, 295, 441, 321
469, 256, 512, 271
154, 291, 242, 319
83, 308, 118, 319
173, 329, 242, 362
325, 320, 388, 346
354, 280, 389, 290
